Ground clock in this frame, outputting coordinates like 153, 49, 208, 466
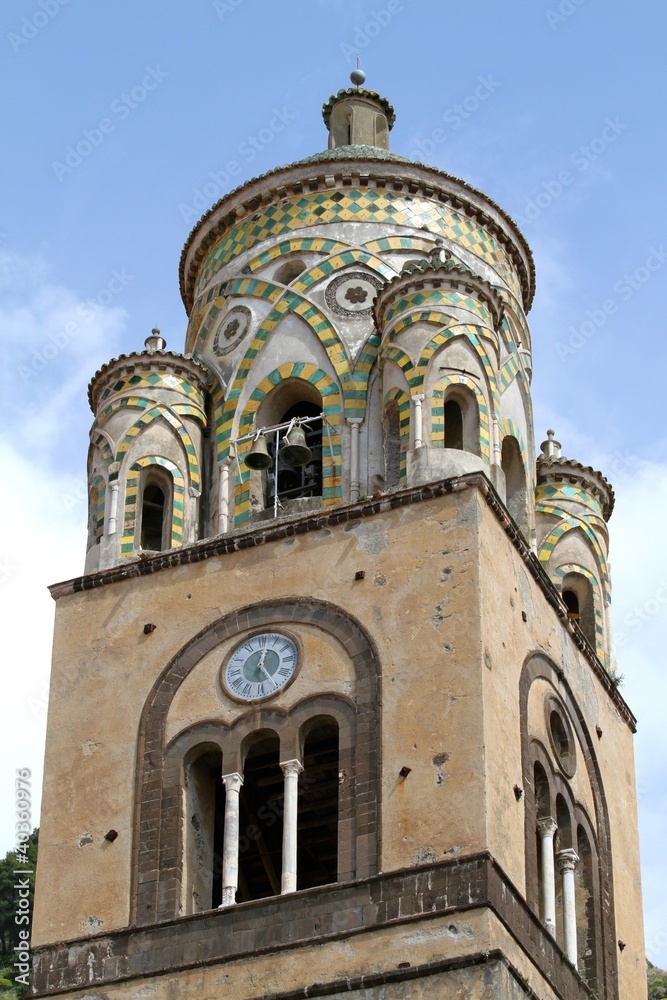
223, 632, 299, 701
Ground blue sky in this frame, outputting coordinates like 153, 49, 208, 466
1, 0, 665, 968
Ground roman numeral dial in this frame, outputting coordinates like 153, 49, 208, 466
223, 632, 299, 701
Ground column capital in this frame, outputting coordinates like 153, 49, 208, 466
346, 417, 363, 426
557, 847, 579, 873
537, 816, 558, 839
280, 759, 304, 777
412, 392, 425, 403
222, 771, 243, 793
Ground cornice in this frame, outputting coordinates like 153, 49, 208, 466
88, 350, 211, 414
536, 455, 615, 521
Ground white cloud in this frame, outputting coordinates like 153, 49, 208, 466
0, 254, 127, 855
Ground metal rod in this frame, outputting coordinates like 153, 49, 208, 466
273, 426, 280, 518
233, 412, 323, 448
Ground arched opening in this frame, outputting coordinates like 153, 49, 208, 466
266, 401, 323, 510
534, 761, 550, 818
555, 794, 572, 946
562, 572, 597, 650
443, 386, 480, 455
183, 746, 224, 914
298, 719, 339, 890
237, 733, 283, 902
444, 399, 463, 449
384, 400, 401, 487
274, 259, 307, 285
138, 467, 173, 552
576, 825, 598, 988
501, 435, 528, 532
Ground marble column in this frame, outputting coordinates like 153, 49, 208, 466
557, 847, 580, 967
537, 817, 558, 936
280, 759, 303, 894
218, 771, 243, 907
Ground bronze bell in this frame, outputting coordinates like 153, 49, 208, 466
244, 433, 272, 470
279, 421, 312, 468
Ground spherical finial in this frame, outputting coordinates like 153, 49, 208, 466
350, 67, 366, 87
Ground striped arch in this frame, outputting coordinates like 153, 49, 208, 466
383, 388, 410, 483
192, 276, 283, 356
96, 372, 206, 412
417, 324, 497, 402
382, 346, 417, 391
90, 430, 114, 469
291, 248, 396, 293
114, 405, 200, 491
552, 563, 606, 664
121, 456, 185, 557
381, 287, 492, 330
499, 417, 527, 463
432, 376, 490, 460
362, 235, 438, 256
233, 363, 342, 527
245, 237, 351, 273
89, 474, 106, 540
219, 296, 349, 461
537, 516, 609, 597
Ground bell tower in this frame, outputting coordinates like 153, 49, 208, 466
32, 74, 645, 1000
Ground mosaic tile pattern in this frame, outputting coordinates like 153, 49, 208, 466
193, 277, 282, 355
432, 376, 490, 461
195, 190, 519, 299
90, 474, 105, 538
91, 432, 114, 468
499, 417, 527, 463
535, 483, 603, 517
382, 287, 492, 329
98, 398, 200, 490
536, 507, 609, 595
233, 363, 342, 526
383, 388, 410, 483
552, 562, 606, 665
293, 249, 396, 294
246, 237, 350, 273
98, 372, 204, 412
363, 235, 436, 257
121, 456, 185, 556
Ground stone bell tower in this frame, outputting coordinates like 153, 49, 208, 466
32, 72, 645, 1000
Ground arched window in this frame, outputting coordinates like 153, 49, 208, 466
576, 824, 599, 989
297, 718, 339, 890
183, 746, 224, 914
266, 401, 323, 509
444, 399, 463, 449
384, 400, 401, 487
443, 387, 480, 455
237, 733, 283, 902
139, 469, 173, 552
561, 572, 596, 650
501, 435, 528, 532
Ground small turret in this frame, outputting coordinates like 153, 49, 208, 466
85, 331, 209, 572
535, 430, 614, 664
322, 71, 396, 150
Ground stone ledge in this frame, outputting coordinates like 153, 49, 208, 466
32, 853, 591, 999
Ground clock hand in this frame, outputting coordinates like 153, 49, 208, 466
256, 649, 277, 686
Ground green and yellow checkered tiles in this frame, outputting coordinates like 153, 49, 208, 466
383, 388, 410, 482
195, 189, 520, 300
432, 378, 490, 461
98, 372, 205, 411
382, 287, 491, 329
120, 456, 186, 556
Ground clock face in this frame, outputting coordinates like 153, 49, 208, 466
223, 632, 299, 701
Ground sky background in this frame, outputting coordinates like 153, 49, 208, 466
1, 0, 665, 968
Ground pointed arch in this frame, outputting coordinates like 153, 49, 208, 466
551, 564, 606, 664
90, 430, 114, 469
383, 387, 410, 484
381, 346, 418, 391
245, 237, 351, 274
432, 375, 490, 460
233, 364, 342, 526
121, 456, 185, 556
192, 276, 283, 356
499, 417, 527, 463
114, 405, 201, 492
537, 515, 609, 599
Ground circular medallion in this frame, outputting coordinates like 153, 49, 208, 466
324, 271, 383, 317
223, 631, 299, 702
212, 305, 252, 357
